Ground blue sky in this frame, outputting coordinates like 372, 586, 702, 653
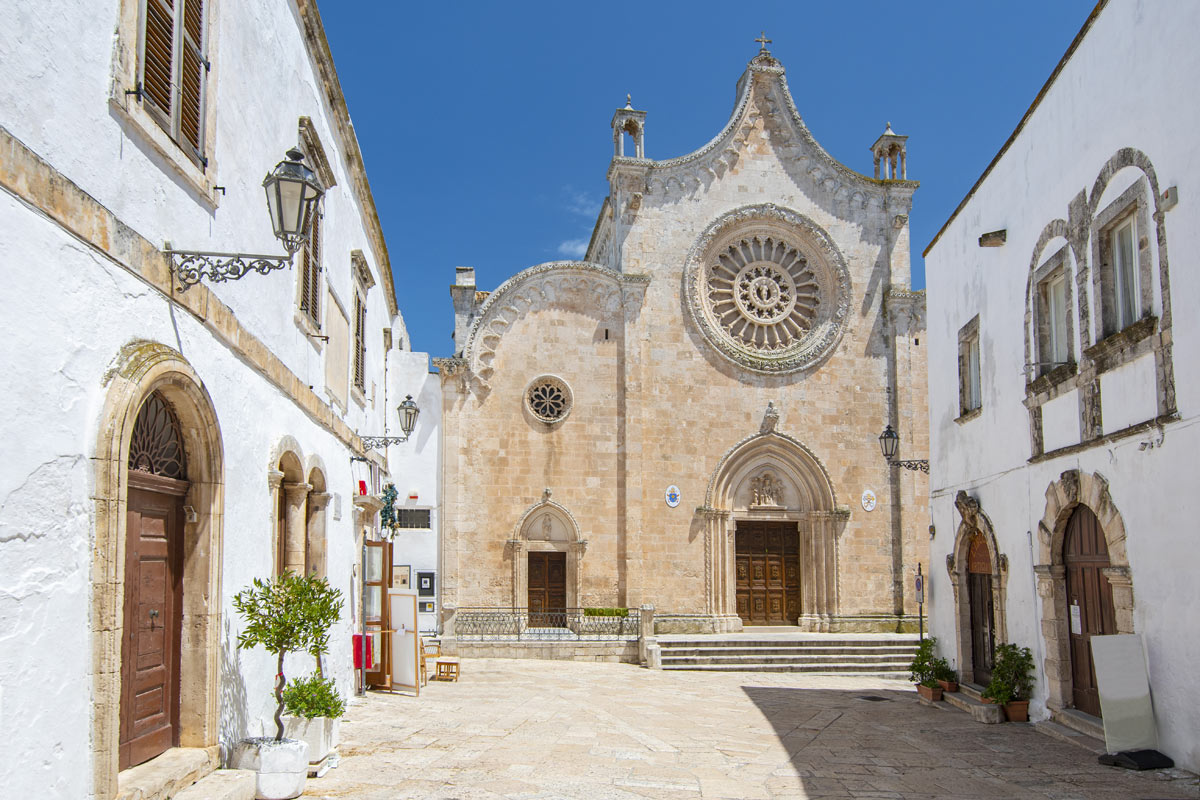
319, 2, 1095, 357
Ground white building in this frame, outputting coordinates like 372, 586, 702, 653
924, 0, 1199, 771
0, 1, 435, 797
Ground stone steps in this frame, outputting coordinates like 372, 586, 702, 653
658, 635, 920, 675
942, 682, 1004, 723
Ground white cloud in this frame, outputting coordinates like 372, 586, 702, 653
557, 238, 589, 258
563, 186, 600, 218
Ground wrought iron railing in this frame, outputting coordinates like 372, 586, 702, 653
453, 607, 640, 641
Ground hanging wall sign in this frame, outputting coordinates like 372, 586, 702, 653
665, 485, 681, 508
861, 489, 877, 512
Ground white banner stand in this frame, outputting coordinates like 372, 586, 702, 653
388, 590, 420, 696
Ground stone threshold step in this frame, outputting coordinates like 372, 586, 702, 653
172, 770, 256, 800
659, 649, 916, 659
661, 656, 913, 666
658, 645, 919, 653
1053, 707, 1105, 740
661, 664, 911, 676
660, 639, 919, 647
942, 689, 1004, 723
1035, 720, 1106, 754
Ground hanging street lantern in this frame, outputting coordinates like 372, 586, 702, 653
361, 395, 422, 450
166, 145, 326, 290
877, 423, 929, 473
263, 147, 325, 256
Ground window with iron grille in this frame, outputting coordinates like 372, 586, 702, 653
299, 212, 322, 328
140, 0, 208, 167
353, 292, 366, 392
395, 509, 431, 529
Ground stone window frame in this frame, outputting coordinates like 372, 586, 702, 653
108, 0, 222, 203
1032, 247, 1076, 380
1091, 178, 1154, 343
957, 315, 982, 422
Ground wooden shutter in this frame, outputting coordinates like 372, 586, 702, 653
300, 214, 321, 326
353, 294, 366, 391
142, 0, 175, 120
179, 0, 206, 158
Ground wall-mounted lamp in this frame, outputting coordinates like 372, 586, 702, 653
878, 424, 929, 473
168, 147, 325, 290
361, 395, 421, 450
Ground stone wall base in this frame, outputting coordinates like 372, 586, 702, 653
653, 614, 744, 634
441, 639, 639, 663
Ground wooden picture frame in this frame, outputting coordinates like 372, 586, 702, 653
393, 565, 411, 589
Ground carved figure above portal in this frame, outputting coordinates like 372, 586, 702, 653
750, 470, 785, 507
685, 204, 850, 374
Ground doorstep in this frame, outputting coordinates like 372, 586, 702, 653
1034, 720, 1106, 754
941, 682, 1003, 724
116, 746, 219, 800
172, 769, 257, 800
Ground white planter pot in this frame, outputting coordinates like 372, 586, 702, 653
282, 715, 340, 764
231, 737, 309, 800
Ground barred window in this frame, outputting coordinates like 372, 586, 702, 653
140, 0, 208, 166
395, 509, 431, 529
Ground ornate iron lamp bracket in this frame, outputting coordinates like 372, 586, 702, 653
360, 434, 410, 450
167, 249, 292, 291
887, 458, 930, 474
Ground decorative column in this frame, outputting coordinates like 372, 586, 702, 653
305, 491, 331, 577
283, 481, 312, 575
1101, 565, 1135, 634
268, 469, 285, 574
1035, 563, 1070, 710
506, 539, 523, 608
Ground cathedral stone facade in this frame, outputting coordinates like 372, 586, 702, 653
436, 46, 928, 633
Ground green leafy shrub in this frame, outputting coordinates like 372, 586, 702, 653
379, 483, 399, 538
933, 656, 957, 683
907, 637, 940, 687
282, 674, 346, 720
982, 642, 1034, 705
583, 607, 629, 617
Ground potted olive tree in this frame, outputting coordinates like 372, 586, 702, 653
281, 575, 344, 775
908, 637, 943, 701
231, 572, 342, 799
982, 642, 1035, 721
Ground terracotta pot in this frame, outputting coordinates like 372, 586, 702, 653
1003, 700, 1030, 722
937, 679, 959, 693
915, 683, 943, 701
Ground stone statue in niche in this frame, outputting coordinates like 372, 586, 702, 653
540, 515, 553, 540
750, 471, 784, 507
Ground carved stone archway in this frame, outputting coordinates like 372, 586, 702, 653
508, 489, 586, 610
701, 418, 844, 632
946, 491, 1008, 684
1034, 469, 1134, 711
92, 341, 224, 798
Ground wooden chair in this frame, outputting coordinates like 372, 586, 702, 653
419, 639, 440, 686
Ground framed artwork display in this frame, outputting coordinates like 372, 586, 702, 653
393, 565, 411, 589
419, 601, 435, 613
417, 571, 435, 597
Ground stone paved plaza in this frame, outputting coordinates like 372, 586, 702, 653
302, 659, 1198, 799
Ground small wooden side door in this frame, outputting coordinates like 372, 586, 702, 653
527, 552, 566, 627
1065, 506, 1115, 717
120, 475, 185, 770
967, 533, 995, 686
363, 540, 392, 688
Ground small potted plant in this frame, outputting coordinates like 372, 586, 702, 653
908, 637, 943, 701
281, 573, 344, 773
982, 642, 1034, 721
231, 572, 342, 799
934, 656, 958, 693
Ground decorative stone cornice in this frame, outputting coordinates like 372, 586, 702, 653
460, 262, 649, 392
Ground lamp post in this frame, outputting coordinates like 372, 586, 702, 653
167, 147, 325, 290
361, 395, 421, 449
878, 424, 929, 473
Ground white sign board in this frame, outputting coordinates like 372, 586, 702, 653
389, 590, 420, 695
1091, 634, 1158, 753
1069, 603, 1082, 635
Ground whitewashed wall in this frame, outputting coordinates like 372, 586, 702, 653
0, 1, 402, 796
925, 0, 1200, 771
385, 350, 441, 633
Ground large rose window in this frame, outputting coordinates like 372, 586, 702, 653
685, 205, 849, 374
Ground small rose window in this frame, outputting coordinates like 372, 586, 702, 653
526, 376, 572, 423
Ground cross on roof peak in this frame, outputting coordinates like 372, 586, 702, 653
755, 31, 772, 53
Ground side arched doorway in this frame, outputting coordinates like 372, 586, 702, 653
947, 491, 1007, 687
966, 533, 995, 685
510, 490, 584, 623
1064, 504, 1116, 717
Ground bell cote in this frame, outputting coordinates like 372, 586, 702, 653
870, 122, 909, 180
611, 95, 646, 159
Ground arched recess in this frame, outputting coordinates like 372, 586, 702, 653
701, 426, 844, 632
946, 491, 1008, 685
305, 455, 330, 578
92, 341, 224, 798
268, 437, 308, 576
1033, 469, 1134, 712
508, 490, 585, 611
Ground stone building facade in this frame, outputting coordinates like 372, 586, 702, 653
0, 1, 434, 797
923, 0, 1199, 771
437, 46, 928, 634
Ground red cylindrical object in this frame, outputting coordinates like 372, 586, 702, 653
352, 633, 374, 669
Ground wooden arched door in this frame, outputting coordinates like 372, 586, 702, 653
966, 533, 995, 685
1064, 505, 1115, 717
120, 392, 188, 769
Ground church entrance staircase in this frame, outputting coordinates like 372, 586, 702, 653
657, 631, 920, 677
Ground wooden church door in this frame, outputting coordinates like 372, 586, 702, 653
966, 533, 994, 686
1065, 505, 1115, 717
527, 552, 566, 627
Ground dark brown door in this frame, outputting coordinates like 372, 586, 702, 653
120, 474, 185, 770
967, 533, 995, 685
528, 552, 566, 627
735, 522, 799, 625
1065, 506, 1115, 717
